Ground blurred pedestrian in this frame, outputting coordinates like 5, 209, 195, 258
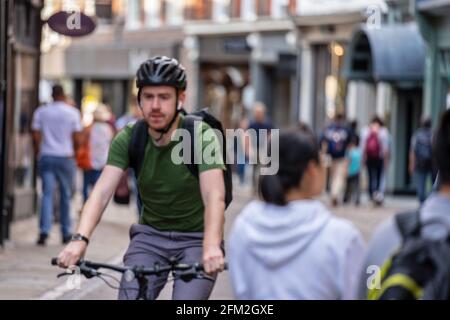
320, 113, 351, 206
64, 95, 78, 197
247, 102, 274, 194
409, 118, 435, 205
361, 116, 389, 206
343, 136, 362, 206
229, 130, 365, 299
76, 104, 115, 204
349, 120, 359, 142
235, 117, 249, 185
115, 95, 143, 215
116, 94, 141, 131
31, 84, 83, 246
65, 95, 77, 108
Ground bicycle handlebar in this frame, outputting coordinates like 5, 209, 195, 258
52, 257, 228, 299
51, 257, 227, 279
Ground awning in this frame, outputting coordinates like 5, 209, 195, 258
343, 23, 426, 83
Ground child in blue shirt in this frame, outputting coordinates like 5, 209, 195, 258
344, 136, 362, 205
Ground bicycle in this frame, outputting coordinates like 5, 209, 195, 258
51, 257, 228, 300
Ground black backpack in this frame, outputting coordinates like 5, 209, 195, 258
128, 108, 233, 210
369, 210, 450, 300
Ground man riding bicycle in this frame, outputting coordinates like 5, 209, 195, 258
56, 56, 227, 300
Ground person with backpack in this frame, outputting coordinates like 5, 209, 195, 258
409, 118, 435, 205
358, 109, 450, 300
361, 116, 389, 206
320, 113, 351, 206
56, 56, 230, 300
228, 130, 366, 299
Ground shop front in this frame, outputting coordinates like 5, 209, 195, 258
184, 19, 298, 130
294, 11, 367, 134
1, 0, 43, 246
344, 23, 426, 193
416, 0, 450, 123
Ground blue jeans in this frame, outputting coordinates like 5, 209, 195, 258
366, 158, 383, 199
82, 169, 102, 202
38, 156, 75, 237
415, 169, 435, 204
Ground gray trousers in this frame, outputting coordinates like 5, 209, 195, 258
118, 223, 222, 300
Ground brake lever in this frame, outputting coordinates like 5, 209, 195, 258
57, 272, 70, 278
56, 264, 100, 279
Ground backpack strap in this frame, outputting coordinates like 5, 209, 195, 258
129, 119, 149, 178
182, 113, 203, 178
395, 210, 421, 240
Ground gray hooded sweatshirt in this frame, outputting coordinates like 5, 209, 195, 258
357, 193, 450, 299
228, 199, 366, 300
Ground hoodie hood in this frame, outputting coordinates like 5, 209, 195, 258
420, 193, 450, 239
237, 199, 331, 268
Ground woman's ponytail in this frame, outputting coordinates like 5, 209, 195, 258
260, 174, 286, 206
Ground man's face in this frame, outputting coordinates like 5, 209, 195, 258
139, 86, 185, 130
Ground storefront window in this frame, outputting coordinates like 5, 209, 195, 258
326, 42, 346, 118
13, 54, 36, 190
81, 81, 103, 126
95, 0, 113, 24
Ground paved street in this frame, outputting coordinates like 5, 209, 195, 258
0, 175, 418, 300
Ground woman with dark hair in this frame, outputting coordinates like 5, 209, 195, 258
228, 130, 366, 299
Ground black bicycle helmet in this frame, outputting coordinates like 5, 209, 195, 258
136, 56, 187, 91
135, 56, 187, 140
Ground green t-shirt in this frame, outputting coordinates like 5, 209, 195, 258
106, 114, 226, 232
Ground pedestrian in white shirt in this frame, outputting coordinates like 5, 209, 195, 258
32, 85, 82, 246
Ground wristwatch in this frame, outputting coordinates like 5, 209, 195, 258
71, 233, 90, 245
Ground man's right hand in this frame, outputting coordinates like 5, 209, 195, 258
57, 241, 88, 268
